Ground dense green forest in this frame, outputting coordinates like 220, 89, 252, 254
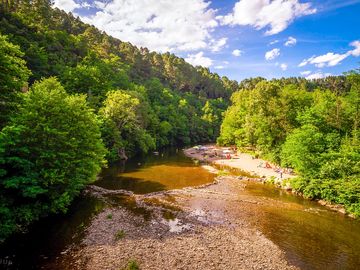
0, 0, 235, 241
0, 0, 359, 242
218, 73, 360, 217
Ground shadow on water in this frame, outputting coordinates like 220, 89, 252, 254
0, 147, 214, 269
242, 181, 360, 270
0, 195, 106, 270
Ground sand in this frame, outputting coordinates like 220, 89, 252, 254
184, 145, 295, 180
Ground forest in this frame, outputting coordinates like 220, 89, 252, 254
218, 74, 360, 217
0, 0, 359, 242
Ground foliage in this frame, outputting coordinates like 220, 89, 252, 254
0, 78, 106, 241
219, 73, 360, 216
0, 33, 30, 128
115, 229, 125, 240
122, 260, 140, 270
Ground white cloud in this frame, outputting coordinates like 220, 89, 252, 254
53, 0, 79, 12
218, 0, 316, 35
299, 52, 348, 68
94, 1, 106, 9
280, 63, 287, 70
210, 38, 228, 52
305, 72, 332, 80
232, 49, 243, 57
350, 40, 360, 56
214, 65, 225, 69
185, 52, 213, 67
265, 48, 280, 60
300, 70, 311, 76
80, 2, 92, 9
269, 40, 279, 45
299, 40, 360, 68
80, 0, 220, 53
285, 36, 297, 47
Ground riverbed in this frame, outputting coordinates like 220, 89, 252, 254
1, 148, 359, 269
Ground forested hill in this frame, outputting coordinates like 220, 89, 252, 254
0, 1, 238, 97
0, 0, 239, 148
0, 0, 238, 241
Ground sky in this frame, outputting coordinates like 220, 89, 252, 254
53, 0, 360, 81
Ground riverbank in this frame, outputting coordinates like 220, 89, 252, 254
53, 176, 298, 270
184, 145, 295, 181
185, 145, 351, 217
37, 148, 360, 270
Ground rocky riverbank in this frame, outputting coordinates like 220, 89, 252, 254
49, 174, 298, 270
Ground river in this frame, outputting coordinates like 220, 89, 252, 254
0, 148, 359, 269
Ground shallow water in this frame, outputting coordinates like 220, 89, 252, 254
1, 149, 360, 269
242, 181, 360, 270
96, 148, 215, 193
0, 148, 214, 269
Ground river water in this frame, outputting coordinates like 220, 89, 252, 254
0, 149, 359, 269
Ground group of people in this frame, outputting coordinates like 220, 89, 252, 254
257, 161, 294, 179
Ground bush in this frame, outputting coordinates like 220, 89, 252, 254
0, 78, 106, 241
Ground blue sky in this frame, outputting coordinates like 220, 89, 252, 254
53, 0, 360, 81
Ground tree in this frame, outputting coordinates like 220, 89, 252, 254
99, 90, 155, 160
0, 77, 106, 240
0, 34, 30, 128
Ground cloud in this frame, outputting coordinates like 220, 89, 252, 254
53, 0, 79, 12
299, 52, 348, 68
214, 65, 225, 69
285, 36, 297, 47
80, 2, 92, 9
300, 70, 311, 76
210, 38, 228, 52
185, 52, 213, 67
305, 72, 332, 80
265, 48, 280, 60
269, 40, 279, 45
79, 0, 220, 53
299, 40, 360, 68
280, 63, 287, 70
232, 49, 243, 56
350, 40, 360, 56
218, 0, 316, 35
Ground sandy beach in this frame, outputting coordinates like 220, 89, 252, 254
184, 145, 295, 181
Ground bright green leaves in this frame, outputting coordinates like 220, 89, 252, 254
0, 34, 31, 128
99, 90, 155, 160
0, 77, 106, 240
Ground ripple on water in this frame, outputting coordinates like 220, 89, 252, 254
242, 181, 360, 270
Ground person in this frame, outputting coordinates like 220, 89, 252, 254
279, 169, 283, 179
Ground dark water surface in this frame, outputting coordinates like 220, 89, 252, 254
243, 181, 360, 270
0, 149, 359, 269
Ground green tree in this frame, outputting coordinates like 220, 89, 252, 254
99, 90, 155, 160
0, 77, 106, 240
0, 34, 30, 128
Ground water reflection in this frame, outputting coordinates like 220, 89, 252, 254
96, 148, 215, 193
0, 196, 106, 270
243, 181, 360, 270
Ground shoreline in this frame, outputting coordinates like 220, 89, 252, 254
183, 144, 295, 181
54, 168, 299, 269
184, 144, 351, 217
71, 176, 298, 270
